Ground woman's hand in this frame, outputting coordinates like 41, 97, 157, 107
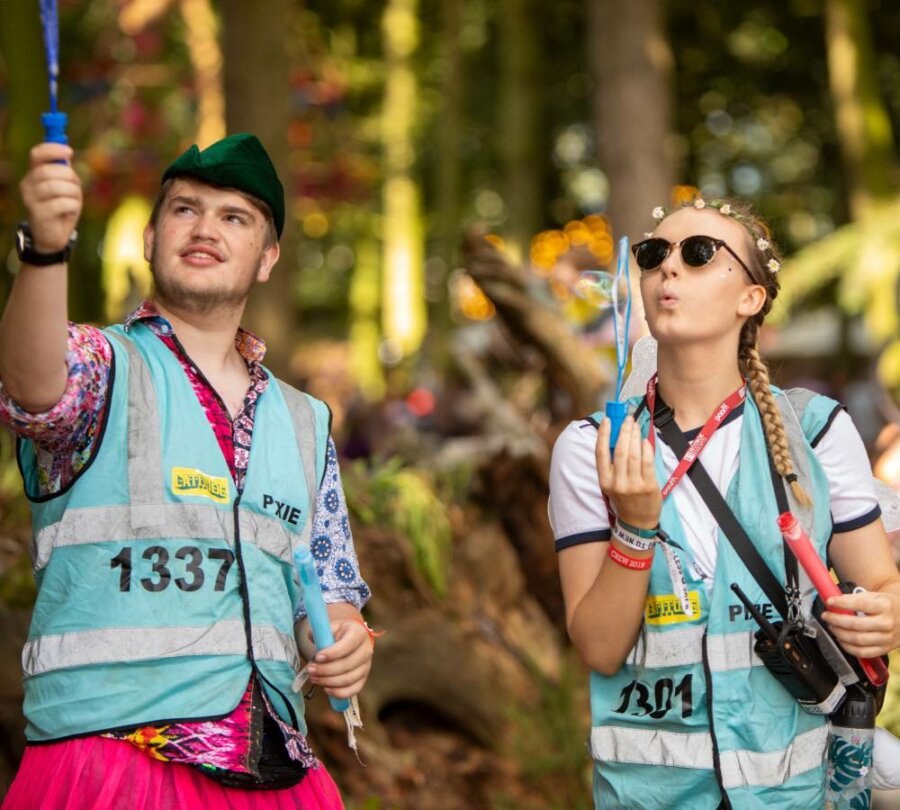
596, 416, 661, 530
821, 590, 900, 660
827, 521, 900, 660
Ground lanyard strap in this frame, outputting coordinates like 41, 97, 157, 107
645, 375, 746, 499
654, 407, 791, 620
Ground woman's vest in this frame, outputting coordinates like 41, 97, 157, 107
589, 388, 839, 810
17, 321, 330, 742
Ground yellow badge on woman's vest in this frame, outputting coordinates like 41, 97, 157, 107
171, 467, 230, 503
644, 592, 702, 625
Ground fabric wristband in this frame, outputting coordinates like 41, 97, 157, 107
350, 617, 384, 649
614, 519, 659, 539
611, 522, 657, 552
607, 545, 654, 571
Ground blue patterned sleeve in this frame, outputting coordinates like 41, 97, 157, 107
294, 438, 371, 619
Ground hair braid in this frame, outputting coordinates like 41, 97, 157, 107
739, 332, 811, 507
673, 197, 812, 506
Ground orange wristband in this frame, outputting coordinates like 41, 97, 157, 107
607, 545, 653, 571
350, 617, 384, 648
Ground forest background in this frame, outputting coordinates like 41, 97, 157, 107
0, 0, 899, 808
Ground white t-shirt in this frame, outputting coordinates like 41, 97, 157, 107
549, 403, 881, 584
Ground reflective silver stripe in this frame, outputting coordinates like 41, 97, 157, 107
238, 509, 294, 563
590, 725, 713, 770
590, 724, 827, 788
33, 504, 301, 570
627, 625, 705, 668
720, 725, 828, 788
628, 629, 764, 672
23, 621, 298, 677
119, 336, 166, 526
706, 631, 762, 671
32, 503, 233, 571
276, 381, 318, 548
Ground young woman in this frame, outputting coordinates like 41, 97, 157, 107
549, 199, 900, 809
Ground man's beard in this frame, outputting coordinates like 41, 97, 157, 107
150, 248, 260, 317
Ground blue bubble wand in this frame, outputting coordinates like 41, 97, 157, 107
605, 236, 632, 452
293, 545, 350, 713
38, 0, 68, 144
294, 545, 365, 752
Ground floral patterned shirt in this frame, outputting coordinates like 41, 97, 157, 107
0, 301, 369, 778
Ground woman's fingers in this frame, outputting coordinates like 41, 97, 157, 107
640, 438, 656, 486
598, 416, 655, 494
822, 592, 899, 658
594, 414, 662, 530
596, 418, 612, 486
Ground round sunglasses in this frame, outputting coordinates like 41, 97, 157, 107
631, 235, 752, 277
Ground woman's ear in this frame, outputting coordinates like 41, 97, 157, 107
738, 284, 767, 318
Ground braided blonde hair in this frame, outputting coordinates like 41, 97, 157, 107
677, 198, 811, 506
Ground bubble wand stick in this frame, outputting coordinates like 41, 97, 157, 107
605, 236, 632, 453
293, 545, 350, 713
38, 0, 68, 144
293, 545, 365, 752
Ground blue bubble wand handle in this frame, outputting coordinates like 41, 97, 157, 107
605, 235, 632, 453
294, 545, 350, 712
39, 0, 68, 144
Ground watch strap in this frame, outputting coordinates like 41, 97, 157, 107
16, 223, 74, 266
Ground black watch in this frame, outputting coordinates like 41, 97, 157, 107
15, 222, 77, 266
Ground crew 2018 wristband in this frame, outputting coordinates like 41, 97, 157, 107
607, 545, 653, 571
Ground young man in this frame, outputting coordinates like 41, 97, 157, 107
0, 134, 373, 808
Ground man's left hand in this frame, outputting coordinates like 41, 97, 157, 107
305, 618, 374, 699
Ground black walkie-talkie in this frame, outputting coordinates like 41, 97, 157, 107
730, 583, 845, 715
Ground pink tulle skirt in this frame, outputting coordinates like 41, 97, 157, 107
1, 736, 345, 809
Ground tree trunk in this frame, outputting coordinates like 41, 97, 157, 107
381, 0, 427, 360
825, 0, 895, 219
0, 0, 47, 302
587, 0, 673, 327
179, 0, 225, 148
499, 0, 543, 264
221, 0, 297, 377
433, 0, 464, 310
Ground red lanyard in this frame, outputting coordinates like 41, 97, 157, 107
645, 375, 746, 499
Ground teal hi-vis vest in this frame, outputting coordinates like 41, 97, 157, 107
18, 321, 330, 742
588, 388, 839, 810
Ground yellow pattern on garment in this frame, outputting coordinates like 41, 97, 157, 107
171, 467, 230, 504
644, 591, 702, 625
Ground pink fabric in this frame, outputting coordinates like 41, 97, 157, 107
1, 737, 345, 810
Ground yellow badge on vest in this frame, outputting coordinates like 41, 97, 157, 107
171, 467, 231, 504
644, 591, 702, 625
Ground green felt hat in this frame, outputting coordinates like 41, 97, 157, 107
162, 133, 285, 238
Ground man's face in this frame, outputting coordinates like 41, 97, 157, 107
143, 178, 279, 316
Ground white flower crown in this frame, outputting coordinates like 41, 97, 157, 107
650, 199, 781, 273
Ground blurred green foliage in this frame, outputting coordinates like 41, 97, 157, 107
495, 652, 593, 810
343, 457, 453, 597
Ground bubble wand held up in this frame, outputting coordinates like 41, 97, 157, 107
605, 236, 632, 453
576, 236, 633, 453
38, 0, 68, 144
